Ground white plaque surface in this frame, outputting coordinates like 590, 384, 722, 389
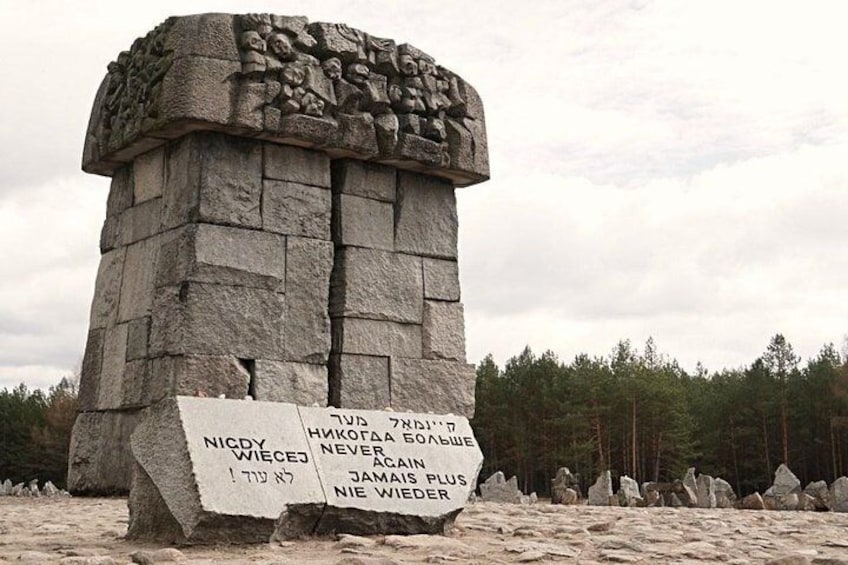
299, 406, 482, 517
178, 397, 325, 518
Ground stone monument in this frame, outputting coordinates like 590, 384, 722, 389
68, 13, 488, 494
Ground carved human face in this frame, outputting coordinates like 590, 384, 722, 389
418, 59, 436, 76
345, 63, 370, 85
281, 63, 306, 86
388, 83, 403, 104
256, 20, 273, 38
268, 34, 293, 60
302, 93, 325, 117
399, 54, 418, 76
322, 57, 342, 80
428, 118, 446, 140
241, 31, 266, 52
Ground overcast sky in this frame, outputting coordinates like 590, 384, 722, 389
1, 1, 847, 390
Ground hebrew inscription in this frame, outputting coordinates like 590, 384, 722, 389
300, 407, 480, 516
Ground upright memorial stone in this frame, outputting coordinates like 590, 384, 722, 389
69, 13, 489, 494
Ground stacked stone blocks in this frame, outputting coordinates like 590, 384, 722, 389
71, 134, 334, 492
329, 160, 474, 417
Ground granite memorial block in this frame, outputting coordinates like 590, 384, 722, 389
71, 12, 488, 493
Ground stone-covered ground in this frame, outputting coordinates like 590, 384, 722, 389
3, 498, 848, 564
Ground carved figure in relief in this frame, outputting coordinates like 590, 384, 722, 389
425, 117, 447, 142
345, 63, 370, 85
268, 33, 296, 65
322, 57, 342, 80
335, 79, 364, 115
278, 63, 309, 115
96, 13, 479, 171
281, 63, 306, 87
236, 13, 471, 141
244, 13, 273, 38
398, 53, 419, 77
301, 92, 325, 117
240, 31, 267, 73
362, 74, 391, 115
86, 13, 489, 186
270, 15, 317, 49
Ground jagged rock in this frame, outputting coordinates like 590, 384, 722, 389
644, 488, 663, 507
714, 478, 737, 509
683, 467, 697, 496
551, 467, 581, 504
559, 488, 579, 505
829, 476, 848, 512
28, 479, 40, 497
696, 474, 717, 508
479, 472, 522, 504
803, 480, 829, 510
587, 471, 613, 506
42, 481, 60, 496
740, 492, 765, 510
130, 548, 186, 564
618, 475, 643, 507
764, 464, 801, 510
796, 493, 817, 511
767, 492, 798, 511
671, 479, 697, 507
519, 492, 538, 505
0, 479, 11, 495
770, 464, 802, 495
11, 482, 24, 496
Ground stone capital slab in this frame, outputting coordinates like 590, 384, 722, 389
82, 14, 488, 187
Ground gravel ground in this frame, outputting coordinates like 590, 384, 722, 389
3, 497, 848, 564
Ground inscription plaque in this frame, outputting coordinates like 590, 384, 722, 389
129, 396, 482, 542
301, 407, 478, 517
180, 397, 324, 518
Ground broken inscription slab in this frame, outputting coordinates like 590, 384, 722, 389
129, 396, 483, 542
297, 406, 482, 534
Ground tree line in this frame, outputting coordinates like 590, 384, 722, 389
471, 335, 848, 498
3, 334, 846, 496
0, 377, 78, 488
